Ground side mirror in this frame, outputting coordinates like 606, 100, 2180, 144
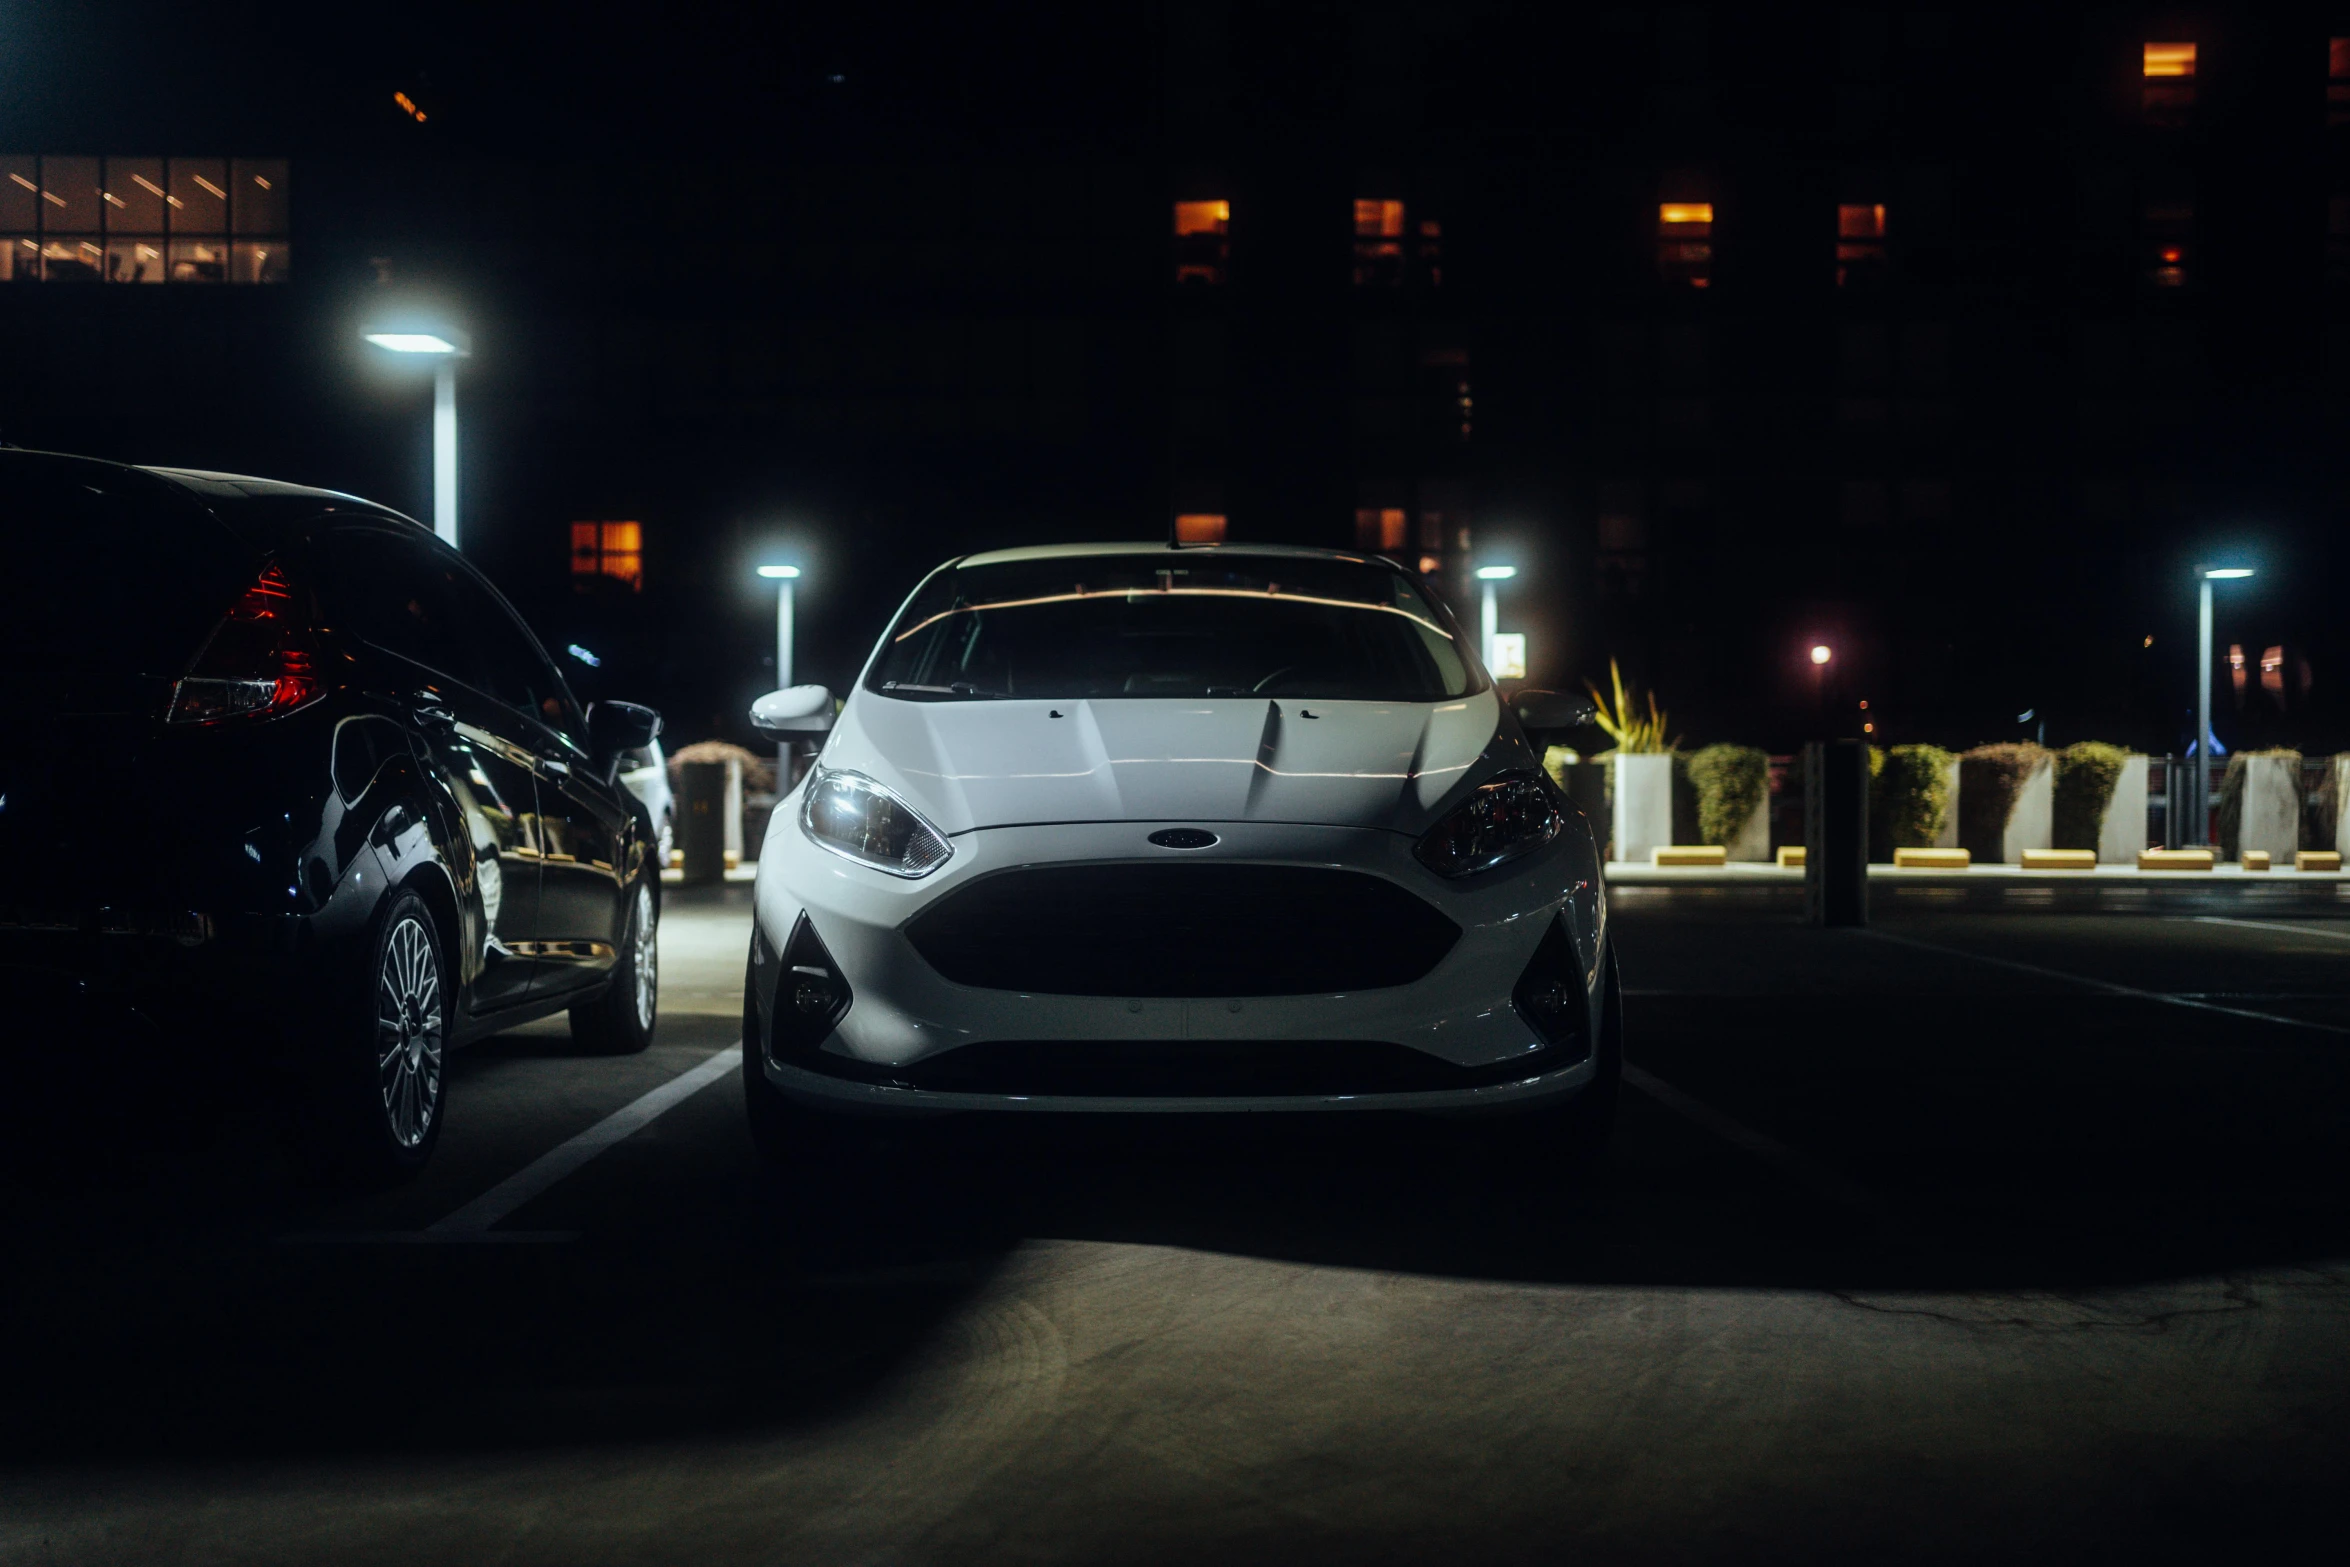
587, 700, 662, 763
751, 685, 836, 737
1512, 688, 1598, 735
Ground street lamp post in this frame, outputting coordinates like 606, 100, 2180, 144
361, 328, 470, 548
1474, 565, 1516, 673
758, 564, 801, 783
2193, 565, 2255, 846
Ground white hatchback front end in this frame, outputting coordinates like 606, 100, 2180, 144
743, 543, 1615, 1137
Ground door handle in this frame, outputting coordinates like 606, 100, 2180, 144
410, 699, 456, 729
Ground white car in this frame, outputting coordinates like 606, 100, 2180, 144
617, 740, 675, 867
742, 543, 1618, 1160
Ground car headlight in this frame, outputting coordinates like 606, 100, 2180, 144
1414, 770, 1563, 878
800, 767, 954, 877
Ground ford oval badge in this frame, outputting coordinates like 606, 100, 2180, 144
1148, 827, 1219, 850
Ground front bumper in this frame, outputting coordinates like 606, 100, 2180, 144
750, 812, 1607, 1115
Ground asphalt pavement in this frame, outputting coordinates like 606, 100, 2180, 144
3, 880, 2347, 1564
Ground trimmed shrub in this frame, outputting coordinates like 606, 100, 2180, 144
2051, 742, 2131, 850
1958, 742, 2052, 860
1684, 744, 1769, 847
1873, 744, 1957, 851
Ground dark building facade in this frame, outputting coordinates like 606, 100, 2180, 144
2, 3, 2342, 756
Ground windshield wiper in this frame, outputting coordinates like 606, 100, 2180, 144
881, 681, 1012, 699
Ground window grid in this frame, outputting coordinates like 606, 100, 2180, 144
0, 155, 286, 284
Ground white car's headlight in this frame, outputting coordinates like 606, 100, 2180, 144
1414, 770, 1563, 878
800, 767, 954, 877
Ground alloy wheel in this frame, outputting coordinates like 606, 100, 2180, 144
375, 914, 445, 1149
631, 884, 657, 1032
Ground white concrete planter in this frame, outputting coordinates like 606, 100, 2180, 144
1612, 753, 1674, 865
2098, 754, 2149, 863
2003, 762, 2053, 863
1960, 749, 2053, 864
1726, 794, 1770, 861
2334, 755, 2350, 855
2237, 754, 2301, 863
1934, 756, 1962, 849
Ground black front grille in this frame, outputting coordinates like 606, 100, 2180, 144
798, 1035, 1576, 1097
904, 862, 1460, 997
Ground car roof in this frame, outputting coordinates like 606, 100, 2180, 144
138, 466, 393, 509
0, 449, 422, 546
955, 541, 1387, 569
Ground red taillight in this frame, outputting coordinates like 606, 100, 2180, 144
166, 561, 328, 724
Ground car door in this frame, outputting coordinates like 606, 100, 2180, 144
439, 570, 630, 1000
311, 524, 544, 1012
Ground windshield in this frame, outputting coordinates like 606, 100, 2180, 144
865, 552, 1477, 702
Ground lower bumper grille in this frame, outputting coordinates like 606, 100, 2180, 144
795, 1035, 1582, 1098
904, 862, 1461, 997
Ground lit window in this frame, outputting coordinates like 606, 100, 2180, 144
2331, 39, 2350, 125
1836, 203, 1886, 286
1353, 507, 1408, 551
1658, 202, 1713, 288
0, 155, 286, 284
570, 521, 644, 590
1173, 200, 1229, 285
2142, 42, 2196, 121
1354, 199, 1405, 287
1173, 513, 1227, 544
2144, 201, 2191, 289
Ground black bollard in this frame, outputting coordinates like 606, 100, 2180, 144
1805, 739, 1869, 927
678, 759, 728, 885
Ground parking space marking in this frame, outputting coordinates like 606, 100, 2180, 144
1622, 1063, 1885, 1215
424, 1045, 743, 1236
2193, 915, 2350, 944
1861, 929, 2350, 1036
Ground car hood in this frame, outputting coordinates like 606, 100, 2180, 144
825, 691, 1502, 835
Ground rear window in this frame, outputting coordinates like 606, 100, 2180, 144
0, 459, 255, 680
866, 552, 1477, 702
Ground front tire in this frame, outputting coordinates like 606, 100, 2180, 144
570, 880, 659, 1055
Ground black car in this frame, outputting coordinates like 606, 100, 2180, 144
0, 450, 664, 1182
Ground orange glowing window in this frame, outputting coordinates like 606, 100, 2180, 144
570, 521, 643, 590
1353, 508, 1408, 552
1836, 203, 1887, 286
2143, 42, 2196, 120
1658, 203, 1713, 287
2331, 39, 2350, 124
1173, 200, 1230, 285
1837, 203, 1886, 239
1353, 198, 1408, 286
1173, 513, 1227, 544
1173, 201, 1229, 237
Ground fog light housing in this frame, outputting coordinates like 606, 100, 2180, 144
1510, 915, 1591, 1064
764, 913, 853, 1067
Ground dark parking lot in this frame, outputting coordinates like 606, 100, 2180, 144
5, 883, 2346, 1565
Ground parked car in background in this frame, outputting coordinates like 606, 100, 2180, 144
0, 450, 666, 1182
618, 739, 676, 868
741, 543, 1617, 1164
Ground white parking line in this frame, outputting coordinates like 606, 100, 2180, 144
2193, 915, 2350, 943
1860, 929, 2350, 1036
1621, 1063, 1885, 1215
425, 1045, 743, 1236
